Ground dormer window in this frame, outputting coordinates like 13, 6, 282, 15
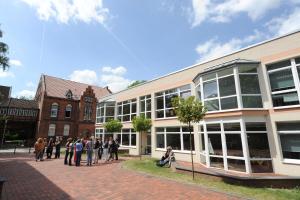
66, 90, 73, 99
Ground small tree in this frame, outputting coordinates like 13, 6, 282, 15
104, 119, 123, 138
127, 80, 147, 88
172, 96, 206, 180
132, 116, 152, 160
0, 27, 10, 71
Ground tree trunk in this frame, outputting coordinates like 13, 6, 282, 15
1, 118, 7, 148
189, 121, 195, 180
140, 131, 142, 160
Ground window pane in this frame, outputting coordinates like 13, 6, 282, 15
277, 122, 300, 131
196, 85, 201, 100
206, 124, 221, 132
165, 109, 176, 117
247, 133, 271, 158
180, 90, 191, 99
156, 97, 164, 109
156, 127, 164, 132
267, 60, 291, 71
217, 68, 233, 77
240, 75, 261, 94
203, 80, 218, 99
182, 126, 194, 132
132, 103, 137, 113
220, 97, 237, 110
166, 127, 180, 132
297, 66, 300, 81
106, 107, 115, 116
224, 123, 240, 131
272, 92, 299, 107
203, 73, 216, 81
200, 133, 205, 151
118, 106, 122, 115
227, 159, 245, 172
246, 123, 267, 131
251, 160, 273, 173
226, 134, 243, 157
296, 57, 300, 64
156, 110, 164, 118
219, 76, 236, 97
179, 84, 191, 91
238, 65, 257, 73
242, 96, 263, 108
156, 134, 165, 148
166, 134, 181, 150
210, 157, 223, 168
205, 99, 219, 111
269, 69, 294, 92
123, 104, 130, 114
122, 134, 130, 146
183, 134, 195, 150
140, 100, 145, 112
123, 115, 130, 122
280, 134, 300, 160
165, 93, 178, 108
146, 112, 151, 119
131, 134, 136, 146
207, 134, 222, 155
146, 99, 151, 111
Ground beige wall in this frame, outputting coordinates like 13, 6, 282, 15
96, 31, 300, 176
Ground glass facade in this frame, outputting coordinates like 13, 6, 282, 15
195, 64, 262, 112
96, 101, 115, 124
117, 99, 137, 122
140, 95, 151, 119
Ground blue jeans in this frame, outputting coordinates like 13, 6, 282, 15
75, 151, 82, 166
87, 150, 93, 165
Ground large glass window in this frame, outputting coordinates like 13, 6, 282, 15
267, 57, 300, 107
277, 122, 300, 161
50, 103, 58, 117
246, 122, 272, 173
155, 127, 194, 151
117, 99, 136, 122
140, 95, 151, 119
65, 104, 72, 118
195, 64, 263, 112
155, 85, 191, 118
63, 124, 70, 136
97, 101, 115, 123
119, 129, 136, 147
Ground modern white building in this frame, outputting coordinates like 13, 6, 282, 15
95, 30, 300, 176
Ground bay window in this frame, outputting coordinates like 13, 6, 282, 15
155, 85, 191, 118
96, 101, 115, 124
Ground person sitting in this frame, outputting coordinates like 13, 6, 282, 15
157, 146, 175, 167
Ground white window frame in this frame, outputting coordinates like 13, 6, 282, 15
96, 102, 115, 124
48, 124, 56, 136
139, 95, 152, 119
117, 99, 137, 122
119, 129, 137, 148
155, 126, 195, 153
63, 124, 70, 136
50, 103, 58, 117
267, 57, 300, 108
155, 85, 191, 119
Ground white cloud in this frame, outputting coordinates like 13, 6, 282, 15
69, 69, 98, 85
9, 59, 22, 67
21, 0, 109, 24
101, 66, 127, 75
0, 71, 15, 78
190, 0, 281, 27
100, 66, 132, 92
266, 8, 300, 36
17, 90, 35, 98
195, 30, 266, 62
26, 81, 35, 88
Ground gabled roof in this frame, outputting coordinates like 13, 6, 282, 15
0, 98, 38, 109
42, 75, 111, 100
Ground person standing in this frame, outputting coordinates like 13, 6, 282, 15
93, 138, 100, 164
34, 138, 45, 161
86, 138, 93, 166
102, 138, 109, 161
68, 139, 74, 166
55, 136, 61, 159
46, 138, 54, 159
42, 138, 47, 160
108, 137, 114, 161
98, 137, 103, 160
113, 139, 120, 161
75, 139, 83, 166
64, 138, 72, 165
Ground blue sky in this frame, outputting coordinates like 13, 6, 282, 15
0, 0, 300, 97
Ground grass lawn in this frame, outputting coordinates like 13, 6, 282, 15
122, 158, 300, 200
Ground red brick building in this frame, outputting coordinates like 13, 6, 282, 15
35, 75, 111, 139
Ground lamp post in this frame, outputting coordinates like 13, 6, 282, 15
1, 98, 11, 148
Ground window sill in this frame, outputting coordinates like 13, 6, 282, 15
273, 105, 300, 110
154, 117, 178, 121
282, 159, 300, 165
120, 145, 136, 149
206, 108, 266, 114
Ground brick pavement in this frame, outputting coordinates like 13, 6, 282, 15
0, 154, 243, 200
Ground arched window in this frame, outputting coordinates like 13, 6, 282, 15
48, 124, 56, 136
63, 124, 70, 136
65, 104, 72, 118
50, 103, 59, 117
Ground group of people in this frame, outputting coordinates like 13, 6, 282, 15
34, 136, 120, 167
34, 136, 62, 161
